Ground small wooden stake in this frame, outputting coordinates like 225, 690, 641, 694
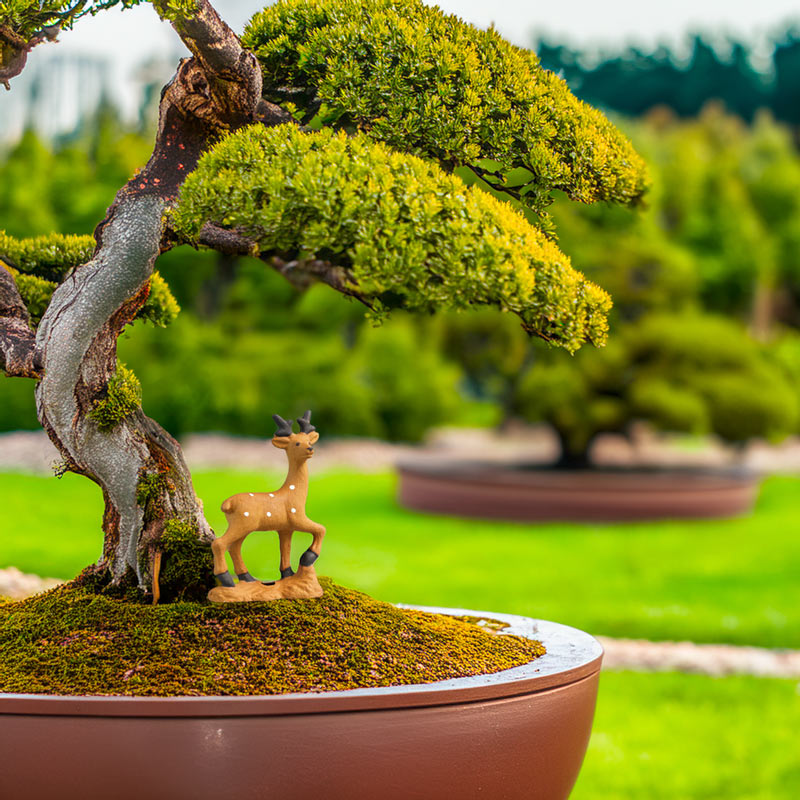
151, 550, 162, 606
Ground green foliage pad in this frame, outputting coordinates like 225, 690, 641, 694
172, 124, 612, 352
0, 231, 179, 330
242, 0, 648, 217
0, 578, 544, 696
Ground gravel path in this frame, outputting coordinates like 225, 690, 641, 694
3, 427, 800, 475
2, 567, 798, 679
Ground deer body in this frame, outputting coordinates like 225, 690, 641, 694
211, 412, 325, 588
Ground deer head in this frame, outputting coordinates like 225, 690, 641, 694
271, 410, 319, 462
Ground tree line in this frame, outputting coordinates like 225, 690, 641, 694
537, 31, 800, 125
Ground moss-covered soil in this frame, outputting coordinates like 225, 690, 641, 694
0, 578, 544, 696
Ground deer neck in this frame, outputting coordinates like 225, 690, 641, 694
282, 460, 309, 506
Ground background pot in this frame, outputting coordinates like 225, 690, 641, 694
398, 460, 759, 522
0, 609, 602, 800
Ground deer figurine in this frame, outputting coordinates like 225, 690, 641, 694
207, 410, 326, 603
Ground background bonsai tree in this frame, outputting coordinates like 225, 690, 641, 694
0, 0, 646, 600
443, 108, 800, 468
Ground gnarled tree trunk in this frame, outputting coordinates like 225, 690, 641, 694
34, 195, 215, 596
3, 0, 267, 599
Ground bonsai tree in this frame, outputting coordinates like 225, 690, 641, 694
443, 110, 800, 468
513, 313, 798, 468
0, 0, 646, 600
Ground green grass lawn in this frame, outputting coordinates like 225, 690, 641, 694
1, 469, 799, 647
574, 671, 800, 800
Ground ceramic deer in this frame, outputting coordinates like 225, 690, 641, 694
208, 410, 326, 602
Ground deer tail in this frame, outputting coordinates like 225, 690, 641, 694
221, 497, 234, 513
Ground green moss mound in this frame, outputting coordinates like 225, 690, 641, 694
0, 579, 544, 696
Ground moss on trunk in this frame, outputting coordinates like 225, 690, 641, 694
0, 579, 544, 696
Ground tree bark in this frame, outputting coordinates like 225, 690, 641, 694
28, 0, 263, 597
554, 429, 595, 470
0, 265, 41, 378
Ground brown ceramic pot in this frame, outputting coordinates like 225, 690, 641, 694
398, 460, 759, 522
0, 608, 602, 800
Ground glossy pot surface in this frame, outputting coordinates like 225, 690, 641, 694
398, 460, 759, 521
0, 609, 603, 800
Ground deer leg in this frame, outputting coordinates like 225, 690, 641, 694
299, 521, 326, 568
228, 538, 258, 583
212, 519, 248, 587
278, 530, 294, 578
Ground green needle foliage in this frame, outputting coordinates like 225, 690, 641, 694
171, 124, 612, 352
0, 230, 179, 328
0, 230, 94, 282
243, 0, 648, 221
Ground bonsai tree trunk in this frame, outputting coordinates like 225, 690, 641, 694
35, 195, 215, 597
10, 0, 266, 599
554, 428, 595, 470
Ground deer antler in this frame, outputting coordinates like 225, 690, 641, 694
296, 409, 316, 433
272, 414, 293, 437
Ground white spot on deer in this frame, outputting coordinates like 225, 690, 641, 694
249, 493, 254, 496
289, 484, 295, 490
291, 508, 297, 513
269, 493, 274, 497
243, 511, 250, 517
267, 511, 272, 517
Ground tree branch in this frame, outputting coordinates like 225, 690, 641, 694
0, 23, 60, 90
0, 265, 41, 378
32, 0, 262, 588
193, 223, 370, 305
153, 0, 261, 124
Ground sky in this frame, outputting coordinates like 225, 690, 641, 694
6, 0, 800, 128
49, 0, 800, 57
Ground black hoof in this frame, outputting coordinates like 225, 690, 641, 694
280, 567, 295, 579
299, 549, 319, 567
215, 571, 235, 588
237, 572, 258, 583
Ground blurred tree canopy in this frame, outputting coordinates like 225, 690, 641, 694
536, 31, 800, 125
443, 108, 800, 465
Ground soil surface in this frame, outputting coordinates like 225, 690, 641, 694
0, 578, 544, 696
2, 568, 798, 680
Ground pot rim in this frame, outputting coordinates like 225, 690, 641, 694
397, 459, 757, 485
0, 607, 602, 717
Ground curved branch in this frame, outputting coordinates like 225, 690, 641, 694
0, 265, 41, 377
154, 0, 261, 123
194, 223, 371, 305
0, 23, 60, 89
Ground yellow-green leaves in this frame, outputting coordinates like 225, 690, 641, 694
171, 124, 612, 352
0, 230, 94, 282
243, 0, 648, 216
0, 232, 179, 328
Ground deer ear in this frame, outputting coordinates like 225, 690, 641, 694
308, 431, 319, 445
272, 436, 291, 449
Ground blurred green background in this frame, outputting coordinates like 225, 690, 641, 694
2, 21, 800, 800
